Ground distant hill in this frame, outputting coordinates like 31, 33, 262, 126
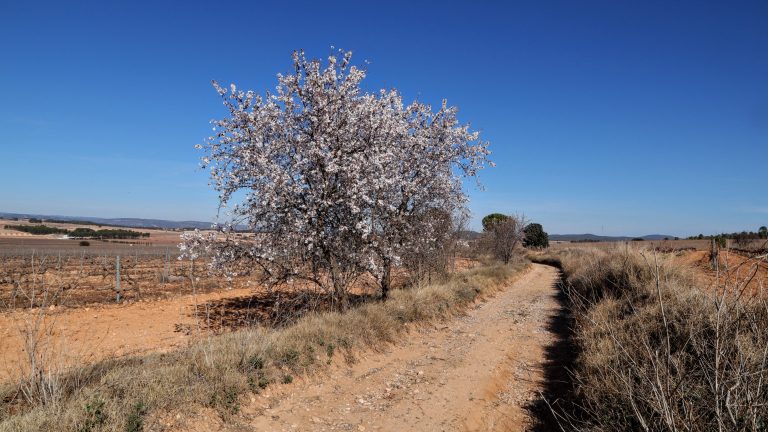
549, 233, 676, 242
1, 212, 678, 241
0, 212, 214, 230
458, 230, 483, 240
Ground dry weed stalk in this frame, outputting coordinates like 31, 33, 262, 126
2, 252, 70, 407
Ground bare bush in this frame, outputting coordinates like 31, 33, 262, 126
1, 253, 68, 407
481, 214, 528, 264
402, 210, 469, 288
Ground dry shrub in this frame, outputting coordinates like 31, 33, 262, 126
0, 258, 527, 431
1, 254, 76, 410
545, 246, 768, 431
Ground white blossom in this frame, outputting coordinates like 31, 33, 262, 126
184, 50, 491, 305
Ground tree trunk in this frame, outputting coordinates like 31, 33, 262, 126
333, 284, 349, 311
380, 260, 391, 300
328, 256, 348, 311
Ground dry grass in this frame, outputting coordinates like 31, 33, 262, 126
0, 257, 527, 431
534, 246, 768, 431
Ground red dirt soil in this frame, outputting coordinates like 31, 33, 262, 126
0, 286, 254, 382
673, 250, 768, 295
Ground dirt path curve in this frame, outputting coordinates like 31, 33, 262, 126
244, 264, 561, 432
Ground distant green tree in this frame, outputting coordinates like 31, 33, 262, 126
68, 227, 149, 239
523, 223, 549, 249
481, 213, 508, 232
70, 228, 97, 238
759, 226, 768, 239
5, 224, 68, 235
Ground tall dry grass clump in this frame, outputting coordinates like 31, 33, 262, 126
0, 258, 526, 432
543, 246, 768, 431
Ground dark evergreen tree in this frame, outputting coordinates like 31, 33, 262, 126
523, 223, 549, 249
481, 213, 508, 232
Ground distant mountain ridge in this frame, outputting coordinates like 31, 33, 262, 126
549, 233, 676, 242
0, 212, 214, 230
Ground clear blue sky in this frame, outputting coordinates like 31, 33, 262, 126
1, 1, 766, 236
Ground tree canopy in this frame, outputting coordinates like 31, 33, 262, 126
523, 223, 549, 249
182, 50, 491, 305
481, 213, 508, 232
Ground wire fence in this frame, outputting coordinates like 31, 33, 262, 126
0, 246, 222, 309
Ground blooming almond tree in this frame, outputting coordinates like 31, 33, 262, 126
183, 49, 490, 308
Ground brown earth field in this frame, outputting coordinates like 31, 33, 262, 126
0, 265, 389, 383
0, 286, 250, 382
550, 238, 768, 252
0, 221, 249, 308
672, 249, 768, 295
0, 251, 231, 308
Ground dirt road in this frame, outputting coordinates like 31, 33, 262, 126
242, 264, 561, 432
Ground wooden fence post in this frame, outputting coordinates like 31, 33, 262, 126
116, 255, 121, 303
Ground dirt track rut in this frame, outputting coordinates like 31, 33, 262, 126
243, 263, 561, 432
